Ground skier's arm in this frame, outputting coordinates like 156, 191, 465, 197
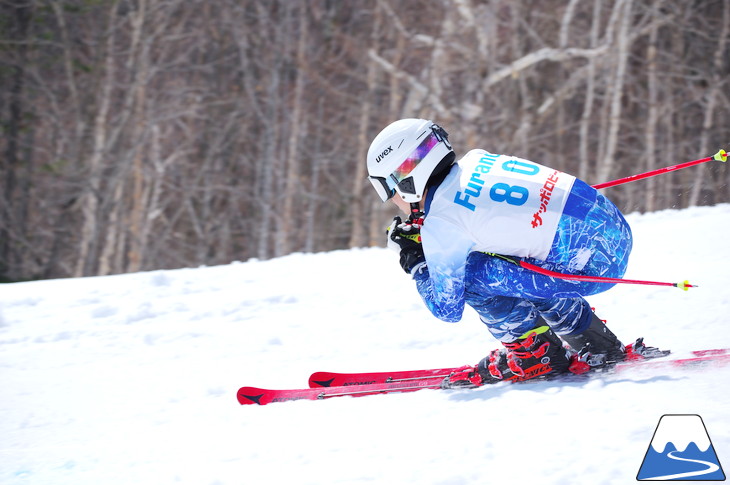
413, 217, 474, 323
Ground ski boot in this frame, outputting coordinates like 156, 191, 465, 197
443, 323, 573, 388
561, 312, 669, 371
561, 312, 626, 370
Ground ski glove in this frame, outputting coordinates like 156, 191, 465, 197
386, 216, 426, 274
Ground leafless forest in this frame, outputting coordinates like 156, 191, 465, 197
1, 0, 728, 281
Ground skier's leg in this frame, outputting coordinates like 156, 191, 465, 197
531, 296, 594, 336
533, 296, 626, 365
453, 292, 572, 387
465, 293, 539, 343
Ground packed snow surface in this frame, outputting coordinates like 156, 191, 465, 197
2, 204, 729, 485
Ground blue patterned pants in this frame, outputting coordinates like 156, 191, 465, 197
464, 180, 632, 342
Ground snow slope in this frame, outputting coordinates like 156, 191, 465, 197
1, 204, 729, 485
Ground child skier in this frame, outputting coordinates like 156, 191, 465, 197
366, 118, 660, 387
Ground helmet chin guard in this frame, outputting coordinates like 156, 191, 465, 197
366, 119, 454, 203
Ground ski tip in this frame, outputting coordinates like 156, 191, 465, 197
309, 378, 336, 388
714, 148, 727, 162
308, 372, 336, 388
237, 387, 267, 405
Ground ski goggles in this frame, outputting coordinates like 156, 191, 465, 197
368, 125, 449, 202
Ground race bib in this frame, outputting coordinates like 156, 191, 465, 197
434, 149, 576, 260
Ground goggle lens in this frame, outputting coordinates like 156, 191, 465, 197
368, 176, 395, 202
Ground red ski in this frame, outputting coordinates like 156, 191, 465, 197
309, 348, 730, 388
308, 366, 460, 388
237, 348, 730, 405
237, 378, 443, 405
616, 348, 730, 371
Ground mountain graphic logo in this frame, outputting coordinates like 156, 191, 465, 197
637, 414, 726, 481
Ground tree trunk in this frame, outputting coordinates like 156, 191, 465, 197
578, 0, 602, 183
688, 0, 728, 207
74, 1, 121, 277
643, 0, 661, 212
596, 0, 633, 186
0, 1, 32, 279
280, 7, 308, 255
349, 4, 380, 249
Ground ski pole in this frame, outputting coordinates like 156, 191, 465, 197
519, 261, 697, 291
592, 149, 727, 190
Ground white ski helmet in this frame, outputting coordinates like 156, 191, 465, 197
366, 119, 454, 203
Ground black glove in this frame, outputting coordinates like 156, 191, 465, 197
386, 216, 426, 274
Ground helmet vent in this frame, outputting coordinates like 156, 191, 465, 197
397, 177, 416, 194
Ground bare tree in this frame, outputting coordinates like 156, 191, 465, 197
688, 0, 729, 207
2, 0, 728, 282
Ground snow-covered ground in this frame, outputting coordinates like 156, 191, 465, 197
1, 204, 729, 485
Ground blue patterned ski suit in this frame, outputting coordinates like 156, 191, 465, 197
413, 150, 632, 343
